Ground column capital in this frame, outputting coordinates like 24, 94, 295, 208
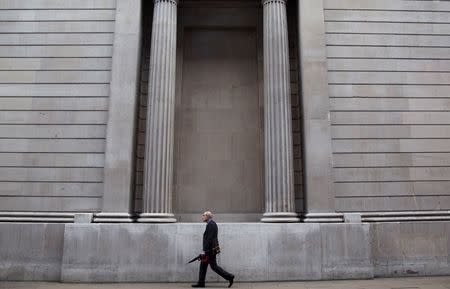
154, 0, 178, 5
262, 0, 287, 6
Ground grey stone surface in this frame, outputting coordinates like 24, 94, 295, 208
324, 0, 450, 213
372, 221, 450, 277
100, 0, 142, 222
61, 223, 372, 282
297, 0, 335, 218
2, 222, 450, 282
0, 0, 116, 9
171, 4, 264, 218
174, 25, 262, 217
320, 223, 371, 279
0, 223, 65, 281
0, 0, 113, 213
73, 213, 93, 224
343, 213, 362, 223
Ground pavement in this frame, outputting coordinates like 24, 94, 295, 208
1, 277, 450, 289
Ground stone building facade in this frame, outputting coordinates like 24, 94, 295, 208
0, 0, 449, 282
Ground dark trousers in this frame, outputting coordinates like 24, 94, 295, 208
198, 254, 233, 284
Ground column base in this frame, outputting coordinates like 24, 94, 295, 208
94, 212, 136, 223
138, 213, 177, 223
260, 212, 300, 223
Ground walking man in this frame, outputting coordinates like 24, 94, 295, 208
192, 211, 235, 288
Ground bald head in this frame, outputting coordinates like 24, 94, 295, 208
202, 211, 213, 222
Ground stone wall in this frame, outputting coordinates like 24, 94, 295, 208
61, 223, 372, 282
0, 223, 65, 281
324, 0, 450, 212
372, 221, 450, 277
2, 221, 449, 282
0, 0, 116, 212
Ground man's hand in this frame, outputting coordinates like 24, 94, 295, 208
200, 253, 209, 263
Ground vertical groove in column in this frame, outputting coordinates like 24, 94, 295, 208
153, 0, 162, 213
162, 2, 168, 215
140, 0, 178, 223
166, 1, 175, 214
168, 1, 176, 214
277, 2, 283, 212
281, 1, 293, 213
161, 1, 168, 214
264, 0, 269, 214
147, 2, 159, 215
266, 2, 273, 215
261, 0, 298, 222
264, 3, 268, 214
273, 2, 280, 213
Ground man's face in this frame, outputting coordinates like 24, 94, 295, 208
201, 213, 209, 222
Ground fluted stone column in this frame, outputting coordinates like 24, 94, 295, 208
139, 0, 178, 223
261, 0, 299, 223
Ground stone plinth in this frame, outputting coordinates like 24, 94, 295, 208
61, 223, 372, 282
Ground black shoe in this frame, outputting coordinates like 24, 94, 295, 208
191, 283, 205, 288
228, 275, 234, 288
